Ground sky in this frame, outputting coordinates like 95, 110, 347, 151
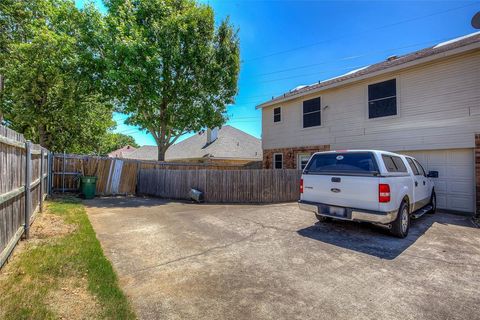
75, 0, 480, 146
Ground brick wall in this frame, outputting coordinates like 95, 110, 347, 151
263, 145, 330, 169
476, 134, 480, 217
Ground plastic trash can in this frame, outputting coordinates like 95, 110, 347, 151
80, 176, 97, 199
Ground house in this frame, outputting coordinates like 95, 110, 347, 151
124, 125, 262, 165
257, 32, 480, 214
108, 145, 137, 158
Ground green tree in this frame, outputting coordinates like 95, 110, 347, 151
97, 132, 139, 156
105, 0, 240, 161
0, 0, 113, 153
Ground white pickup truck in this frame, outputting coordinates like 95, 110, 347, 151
298, 150, 439, 238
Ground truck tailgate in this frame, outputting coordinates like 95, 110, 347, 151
301, 174, 381, 211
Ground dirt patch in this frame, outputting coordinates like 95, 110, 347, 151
46, 277, 100, 320
30, 212, 77, 240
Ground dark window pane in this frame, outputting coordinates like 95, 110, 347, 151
368, 97, 397, 118
368, 79, 396, 101
406, 158, 420, 175
382, 155, 397, 172
274, 107, 281, 122
303, 112, 321, 128
274, 154, 283, 169
305, 152, 378, 174
392, 156, 407, 172
303, 97, 321, 114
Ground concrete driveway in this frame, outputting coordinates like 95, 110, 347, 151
85, 197, 480, 320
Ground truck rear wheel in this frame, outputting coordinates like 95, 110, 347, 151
390, 201, 409, 238
428, 192, 436, 214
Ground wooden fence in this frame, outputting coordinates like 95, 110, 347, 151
0, 125, 50, 268
137, 168, 302, 203
52, 154, 257, 196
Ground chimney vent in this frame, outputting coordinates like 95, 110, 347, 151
387, 55, 398, 61
206, 127, 219, 144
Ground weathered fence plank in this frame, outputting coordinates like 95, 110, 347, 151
137, 168, 302, 203
0, 125, 49, 268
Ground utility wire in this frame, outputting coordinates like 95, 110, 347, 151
243, 2, 479, 62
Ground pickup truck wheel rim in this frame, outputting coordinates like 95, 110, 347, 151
401, 208, 409, 233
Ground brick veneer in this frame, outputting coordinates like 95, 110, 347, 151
263, 145, 330, 169
476, 134, 480, 217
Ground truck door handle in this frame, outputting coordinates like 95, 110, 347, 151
415, 181, 418, 187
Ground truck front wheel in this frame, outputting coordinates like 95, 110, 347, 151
390, 201, 410, 238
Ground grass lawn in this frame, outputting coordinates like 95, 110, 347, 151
0, 197, 136, 320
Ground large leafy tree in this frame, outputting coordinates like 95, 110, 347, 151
105, 0, 240, 161
0, 0, 114, 153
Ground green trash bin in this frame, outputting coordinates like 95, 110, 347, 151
80, 176, 97, 199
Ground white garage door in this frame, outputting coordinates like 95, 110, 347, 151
400, 149, 475, 213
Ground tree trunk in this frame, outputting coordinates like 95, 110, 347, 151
38, 124, 48, 148
157, 145, 166, 162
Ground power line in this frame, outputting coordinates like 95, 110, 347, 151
243, 2, 478, 62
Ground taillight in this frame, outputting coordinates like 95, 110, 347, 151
379, 184, 390, 203
300, 178, 304, 194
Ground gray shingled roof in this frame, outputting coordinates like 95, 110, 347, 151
258, 31, 480, 108
124, 125, 262, 161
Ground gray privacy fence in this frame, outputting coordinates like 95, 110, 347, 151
137, 168, 302, 203
0, 125, 50, 268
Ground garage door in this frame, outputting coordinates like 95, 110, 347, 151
400, 149, 475, 213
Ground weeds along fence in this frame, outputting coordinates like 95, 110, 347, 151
137, 168, 303, 203
0, 125, 50, 268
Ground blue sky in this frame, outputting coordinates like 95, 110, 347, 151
75, 0, 480, 146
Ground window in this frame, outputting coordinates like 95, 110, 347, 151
305, 152, 379, 175
368, 79, 397, 119
382, 155, 407, 173
273, 107, 281, 123
406, 158, 420, 175
297, 154, 311, 170
414, 159, 426, 176
303, 97, 321, 128
274, 153, 283, 169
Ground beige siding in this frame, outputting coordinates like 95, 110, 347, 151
262, 50, 480, 151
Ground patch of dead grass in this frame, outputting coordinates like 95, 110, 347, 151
46, 277, 100, 320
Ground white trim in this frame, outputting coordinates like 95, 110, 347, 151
297, 153, 311, 170
273, 153, 283, 169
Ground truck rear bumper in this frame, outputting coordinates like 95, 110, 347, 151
298, 200, 397, 225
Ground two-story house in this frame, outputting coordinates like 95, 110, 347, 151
257, 32, 480, 214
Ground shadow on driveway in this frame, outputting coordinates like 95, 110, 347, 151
297, 212, 476, 260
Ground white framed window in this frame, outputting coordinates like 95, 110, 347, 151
273, 153, 283, 169
297, 153, 311, 170
273, 107, 281, 123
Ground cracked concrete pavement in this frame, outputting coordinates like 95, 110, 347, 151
85, 197, 480, 320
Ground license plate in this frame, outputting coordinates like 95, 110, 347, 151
319, 205, 346, 217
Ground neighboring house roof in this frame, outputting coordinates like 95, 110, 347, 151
124, 125, 262, 161
108, 145, 137, 158
257, 31, 480, 109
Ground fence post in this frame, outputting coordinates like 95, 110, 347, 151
48, 152, 53, 195
24, 141, 32, 238
40, 149, 44, 212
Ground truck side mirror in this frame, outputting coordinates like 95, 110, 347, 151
427, 171, 439, 178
